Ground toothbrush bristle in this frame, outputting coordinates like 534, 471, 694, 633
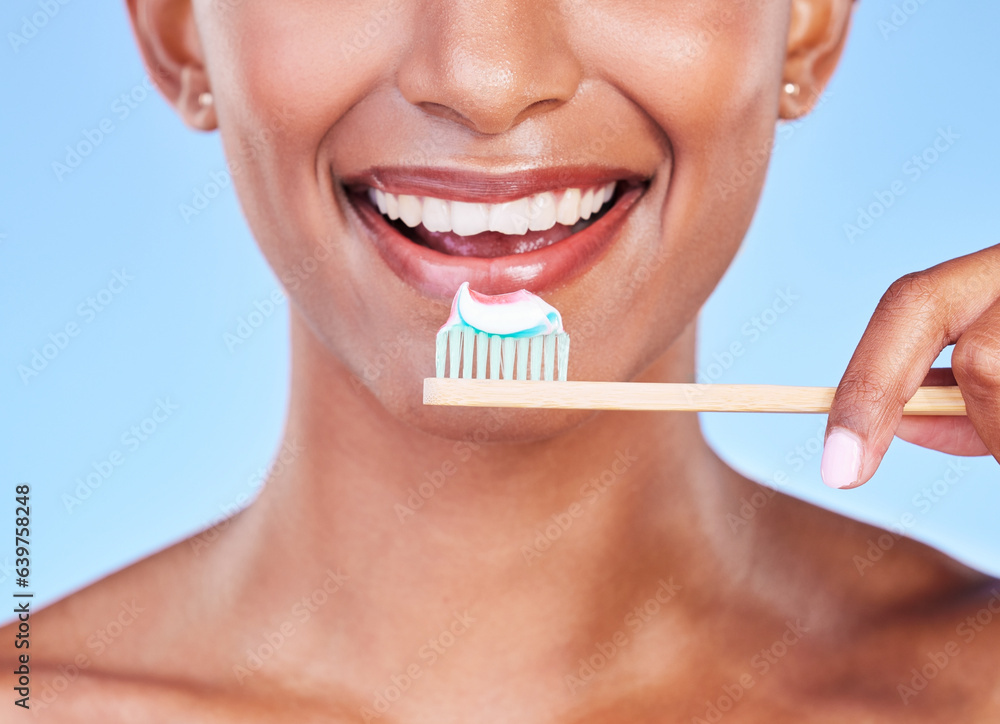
475, 331, 488, 379
543, 335, 556, 381
434, 325, 570, 381
489, 335, 501, 379
557, 334, 570, 382
448, 328, 462, 379
461, 329, 474, 378
435, 329, 448, 378
529, 337, 543, 380
501, 338, 516, 380
515, 338, 529, 380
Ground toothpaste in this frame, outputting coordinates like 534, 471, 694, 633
440, 281, 564, 338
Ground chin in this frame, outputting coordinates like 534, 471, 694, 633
360, 358, 601, 444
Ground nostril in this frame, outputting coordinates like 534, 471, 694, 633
416, 102, 473, 130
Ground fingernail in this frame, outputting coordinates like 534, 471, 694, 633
821, 428, 863, 489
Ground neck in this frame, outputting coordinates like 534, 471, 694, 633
228, 309, 748, 701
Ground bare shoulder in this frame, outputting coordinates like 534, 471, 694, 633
740, 477, 1000, 718
735, 471, 989, 600
0, 513, 256, 718
1, 517, 228, 661
5, 670, 349, 723
798, 579, 1000, 721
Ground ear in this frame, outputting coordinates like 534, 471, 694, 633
780, 0, 855, 119
124, 0, 216, 130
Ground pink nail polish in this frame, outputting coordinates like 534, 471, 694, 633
821, 428, 863, 489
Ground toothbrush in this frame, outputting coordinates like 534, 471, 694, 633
435, 281, 570, 381
423, 285, 967, 416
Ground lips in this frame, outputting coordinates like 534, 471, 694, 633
340, 165, 649, 298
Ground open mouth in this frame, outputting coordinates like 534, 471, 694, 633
341, 167, 650, 297
348, 181, 630, 258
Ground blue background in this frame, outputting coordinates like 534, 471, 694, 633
1, 1, 998, 614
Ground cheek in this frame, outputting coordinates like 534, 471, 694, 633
593, 3, 787, 302
199, 0, 406, 246
610, 2, 785, 205
196, 1, 416, 347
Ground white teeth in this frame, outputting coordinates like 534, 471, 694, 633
527, 191, 557, 232
373, 188, 388, 215
596, 187, 609, 212
366, 181, 618, 237
384, 191, 400, 220
489, 198, 530, 235
397, 194, 422, 227
602, 180, 615, 203
451, 201, 490, 236
579, 188, 595, 220
556, 188, 581, 226
422, 196, 450, 232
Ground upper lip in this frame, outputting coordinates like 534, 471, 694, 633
341, 165, 650, 204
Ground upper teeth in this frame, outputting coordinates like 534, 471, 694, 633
366, 182, 617, 236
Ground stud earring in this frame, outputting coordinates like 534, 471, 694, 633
783, 82, 800, 96
198, 91, 214, 107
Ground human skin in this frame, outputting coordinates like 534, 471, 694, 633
7, 0, 1000, 721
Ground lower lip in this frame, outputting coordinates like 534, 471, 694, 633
344, 181, 646, 298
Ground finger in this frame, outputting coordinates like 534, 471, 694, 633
894, 367, 991, 456
950, 294, 1000, 463
894, 414, 991, 456
820, 245, 1000, 489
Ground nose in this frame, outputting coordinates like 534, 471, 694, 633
397, 1, 583, 136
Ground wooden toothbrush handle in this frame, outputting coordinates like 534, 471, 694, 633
422, 379, 967, 415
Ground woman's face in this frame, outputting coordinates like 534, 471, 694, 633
179, 0, 825, 440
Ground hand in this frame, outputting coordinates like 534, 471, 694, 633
821, 244, 1000, 489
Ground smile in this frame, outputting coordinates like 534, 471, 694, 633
365, 181, 617, 255
342, 166, 650, 297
